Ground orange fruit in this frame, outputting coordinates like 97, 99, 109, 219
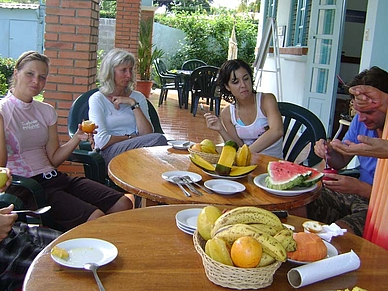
231, 236, 263, 268
81, 120, 96, 133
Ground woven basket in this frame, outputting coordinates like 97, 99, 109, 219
193, 230, 282, 290
188, 145, 221, 164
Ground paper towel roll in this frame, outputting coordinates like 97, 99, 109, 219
287, 250, 360, 288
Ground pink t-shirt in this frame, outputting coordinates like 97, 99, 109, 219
0, 93, 57, 177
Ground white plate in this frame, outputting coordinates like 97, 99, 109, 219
162, 171, 202, 184
167, 140, 194, 150
175, 208, 202, 229
176, 222, 195, 235
204, 179, 245, 195
176, 220, 196, 232
288, 241, 338, 264
202, 169, 248, 180
253, 173, 318, 196
51, 238, 118, 268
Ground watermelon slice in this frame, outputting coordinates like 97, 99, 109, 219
302, 167, 324, 186
265, 161, 312, 190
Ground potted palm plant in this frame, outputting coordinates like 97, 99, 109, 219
136, 17, 164, 98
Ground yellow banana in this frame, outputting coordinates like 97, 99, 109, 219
211, 206, 283, 237
257, 252, 276, 267
214, 223, 287, 262
248, 223, 284, 236
273, 229, 297, 252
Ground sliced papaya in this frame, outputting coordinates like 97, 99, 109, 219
229, 165, 257, 176
215, 140, 239, 176
190, 154, 216, 172
235, 144, 251, 166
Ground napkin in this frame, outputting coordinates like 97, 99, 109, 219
305, 223, 347, 242
287, 250, 360, 288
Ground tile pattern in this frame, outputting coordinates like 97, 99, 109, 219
149, 89, 226, 144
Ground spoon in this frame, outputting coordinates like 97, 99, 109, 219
11, 206, 51, 215
84, 263, 106, 291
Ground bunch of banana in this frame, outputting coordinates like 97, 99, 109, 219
204, 206, 297, 267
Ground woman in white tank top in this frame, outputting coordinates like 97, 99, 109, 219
204, 59, 283, 159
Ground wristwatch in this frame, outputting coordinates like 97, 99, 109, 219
131, 102, 140, 110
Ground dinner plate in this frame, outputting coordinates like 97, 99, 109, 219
175, 208, 201, 230
167, 140, 194, 150
51, 238, 118, 268
176, 222, 195, 235
253, 173, 318, 196
162, 171, 202, 184
202, 169, 248, 180
204, 179, 245, 195
288, 241, 338, 264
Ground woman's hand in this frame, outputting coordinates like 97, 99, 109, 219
75, 124, 98, 142
111, 96, 136, 110
0, 204, 18, 241
204, 112, 223, 131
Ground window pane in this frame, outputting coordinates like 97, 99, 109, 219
320, 0, 336, 4
310, 68, 329, 94
313, 39, 332, 64
317, 9, 335, 35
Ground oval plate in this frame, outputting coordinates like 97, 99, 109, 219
162, 171, 202, 183
167, 140, 194, 150
204, 179, 246, 195
253, 173, 317, 196
175, 208, 202, 230
288, 241, 338, 264
51, 238, 118, 268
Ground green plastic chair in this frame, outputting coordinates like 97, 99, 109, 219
67, 88, 165, 188
278, 102, 326, 167
181, 59, 206, 71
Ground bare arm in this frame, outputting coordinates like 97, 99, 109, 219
332, 135, 388, 159
323, 174, 372, 199
45, 123, 89, 168
249, 93, 283, 153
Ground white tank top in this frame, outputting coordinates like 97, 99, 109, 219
230, 92, 283, 159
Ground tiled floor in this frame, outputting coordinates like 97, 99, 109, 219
148, 88, 226, 144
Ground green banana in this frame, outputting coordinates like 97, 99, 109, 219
257, 252, 276, 267
248, 223, 284, 236
211, 206, 283, 238
214, 223, 287, 262
273, 229, 297, 252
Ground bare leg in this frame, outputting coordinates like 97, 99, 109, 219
107, 195, 133, 213
87, 209, 105, 221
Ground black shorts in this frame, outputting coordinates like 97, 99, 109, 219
7, 171, 124, 231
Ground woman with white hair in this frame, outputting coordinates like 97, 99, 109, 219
89, 48, 167, 165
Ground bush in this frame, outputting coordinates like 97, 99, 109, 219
0, 56, 16, 95
155, 11, 258, 68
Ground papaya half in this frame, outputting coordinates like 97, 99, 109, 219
215, 140, 239, 176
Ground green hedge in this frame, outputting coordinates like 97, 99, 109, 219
0, 56, 16, 95
155, 11, 258, 69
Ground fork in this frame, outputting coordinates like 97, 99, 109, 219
171, 177, 191, 197
182, 175, 213, 194
179, 176, 203, 196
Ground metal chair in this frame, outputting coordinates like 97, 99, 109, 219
153, 58, 183, 107
190, 66, 220, 117
181, 59, 207, 71
278, 102, 327, 167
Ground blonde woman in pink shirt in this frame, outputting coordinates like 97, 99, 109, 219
0, 51, 133, 231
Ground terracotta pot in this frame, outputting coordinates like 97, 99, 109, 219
136, 80, 153, 98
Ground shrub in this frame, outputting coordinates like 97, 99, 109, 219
0, 56, 16, 95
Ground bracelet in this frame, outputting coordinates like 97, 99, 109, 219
131, 102, 140, 110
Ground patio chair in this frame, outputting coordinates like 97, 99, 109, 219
67, 88, 165, 189
278, 102, 326, 167
190, 66, 220, 117
181, 59, 207, 71
153, 58, 183, 107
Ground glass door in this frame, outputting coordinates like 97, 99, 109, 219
303, 0, 346, 137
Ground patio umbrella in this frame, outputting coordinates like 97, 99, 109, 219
227, 24, 238, 60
